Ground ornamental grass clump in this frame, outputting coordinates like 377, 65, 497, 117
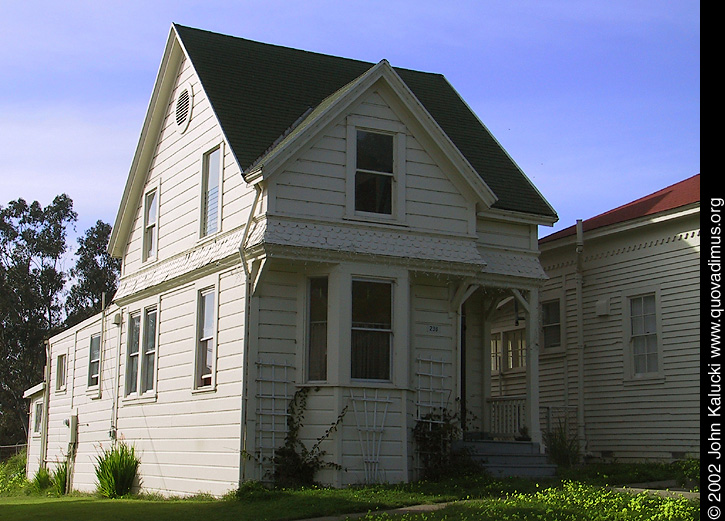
95, 442, 140, 498
51, 460, 69, 496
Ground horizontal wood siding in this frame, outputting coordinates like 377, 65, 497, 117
44, 263, 246, 496
272, 89, 471, 236
539, 213, 700, 460
122, 56, 255, 279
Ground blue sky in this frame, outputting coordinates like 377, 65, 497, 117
0, 1, 700, 252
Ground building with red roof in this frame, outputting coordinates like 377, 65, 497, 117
526, 174, 700, 461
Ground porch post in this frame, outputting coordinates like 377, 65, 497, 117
525, 288, 542, 448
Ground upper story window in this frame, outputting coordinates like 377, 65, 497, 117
355, 130, 393, 215
88, 333, 101, 387
195, 287, 216, 389
351, 279, 393, 380
542, 300, 561, 349
143, 189, 158, 262
200, 146, 221, 238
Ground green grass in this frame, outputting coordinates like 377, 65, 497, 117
0, 464, 700, 521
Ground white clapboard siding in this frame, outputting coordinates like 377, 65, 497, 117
272, 90, 472, 236
539, 213, 700, 460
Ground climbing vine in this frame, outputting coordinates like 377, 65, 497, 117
271, 387, 347, 488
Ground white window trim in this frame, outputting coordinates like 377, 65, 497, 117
623, 286, 665, 383
87, 333, 102, 389
193, 280, 219, 393
55, 352, 68, 393
541, 296, 565, 355
345, 115, 406, 224
142, 184, 160, 263
123, 298, 160, 402
32, 401, 43, 436
491, 326, 527, 373
350, 277, 394, 382
198, 142, 224, 241
304, 275, 330, 383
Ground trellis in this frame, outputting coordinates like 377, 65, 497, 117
414, 356, 452, 422
255, 359, 294, 479
414, 356, 452, 475
349, 389, 393, 484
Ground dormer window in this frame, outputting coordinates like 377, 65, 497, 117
355, 130, 393, 215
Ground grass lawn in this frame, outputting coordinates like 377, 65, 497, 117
0, 463, 700, 521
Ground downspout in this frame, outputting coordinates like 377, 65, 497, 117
110, 309, 124, 444
40, 340, 51, 470
575, 220, 587, 452
239, 185, 261, 484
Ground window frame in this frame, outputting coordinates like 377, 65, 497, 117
623, 287, 664, 382
199, 143, 223, 239
541, 298, 562, 351
142, 187, 159, 263
345, 116, 406, 224
55, 353, 67, 392
33, 401, 43, 435
124, 303, 159, 399
88, 333, 101, 388
194, 286, 218, 391
491, 327, 527, 373
306, 276, 329, 382
350, 278, 394, 382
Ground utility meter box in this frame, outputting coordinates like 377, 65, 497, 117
68, 414, 78, 445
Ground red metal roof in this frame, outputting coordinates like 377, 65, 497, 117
540, 174, 700, 244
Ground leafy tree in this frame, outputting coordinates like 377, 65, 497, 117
0, 195, 76, 446
65, 220, 121, 328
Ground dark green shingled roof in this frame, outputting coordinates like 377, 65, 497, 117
174, 24, 556, 219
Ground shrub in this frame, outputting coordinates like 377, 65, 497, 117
543, 419, 579, 467
0, 450, 28, 495
95, 442, 141, 498
51, 460, 69, 495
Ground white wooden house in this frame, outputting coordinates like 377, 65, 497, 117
530, 174, 699, 461
25, 24, 559, 495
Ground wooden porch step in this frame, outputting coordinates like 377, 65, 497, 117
452, 440, 557, 479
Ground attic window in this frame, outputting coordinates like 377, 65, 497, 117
175, 82, 193, 133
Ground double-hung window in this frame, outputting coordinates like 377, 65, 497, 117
88, 334, 101, 387
351, 280, 393, 380
200, 147, 221, 237
125, 306, 158, 396
629, 294, 658, 375
542, 300, 561, 349
143, 189, 158, 262
196, 288, 216, 389
355, 130, 394, 215
307, 277, 328, 381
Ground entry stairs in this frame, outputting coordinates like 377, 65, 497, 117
452, 439, 557, 478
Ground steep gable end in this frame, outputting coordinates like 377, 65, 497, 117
173, 24, 556, 220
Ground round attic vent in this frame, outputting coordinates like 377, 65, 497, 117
175, 82, 193, 133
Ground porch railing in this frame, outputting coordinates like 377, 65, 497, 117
487, 398, 579, 442
487, 396, 527, 439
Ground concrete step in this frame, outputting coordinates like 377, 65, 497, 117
483, 462, 558, 479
